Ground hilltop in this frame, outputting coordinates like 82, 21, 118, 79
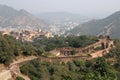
0, 5, 47, 29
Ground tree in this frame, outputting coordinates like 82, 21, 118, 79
16, 76, 25, 80
93, 57, 117, 80
61, 75, 72, 80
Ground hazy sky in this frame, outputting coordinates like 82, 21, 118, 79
0, 0, 120, 18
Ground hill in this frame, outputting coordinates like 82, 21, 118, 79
36, 12, 91, 24
36, 12, 91, 35
65, 11, 120, 38
0, 5, 47, 29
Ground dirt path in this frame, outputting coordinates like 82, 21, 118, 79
9, 56, 37, 80
17, 73, 30, 80
10, 56, 37, 66
0, 70, 12, 80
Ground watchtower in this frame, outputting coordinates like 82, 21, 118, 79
101, 36, 113, 49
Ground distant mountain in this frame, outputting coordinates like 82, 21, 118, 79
65, 11, 120, 38
36, 12, 91, 24
0, 5, 47, 29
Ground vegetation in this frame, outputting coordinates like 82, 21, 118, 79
0, 34, 37, 65
0, 34, 98, 65
16, 76, 25, 80
1, 34, 120, 80
20, 38, 120, 80
104, 39, 120, 78
20, 57, 117, 80
33, 35, 98, 52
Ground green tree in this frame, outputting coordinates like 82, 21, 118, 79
16, 76, 25, 80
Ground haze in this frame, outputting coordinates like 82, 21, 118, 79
0, 0, 120, 18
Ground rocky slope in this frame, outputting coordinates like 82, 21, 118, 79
65, 11, 120, 38
0, 5, 47, 29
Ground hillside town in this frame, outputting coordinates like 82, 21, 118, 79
0, 29, 53, 42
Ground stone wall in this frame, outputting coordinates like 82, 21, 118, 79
50, 37, 114, 57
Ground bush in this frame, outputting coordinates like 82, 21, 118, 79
16, 76, 25, 80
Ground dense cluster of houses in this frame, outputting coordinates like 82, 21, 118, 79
0, 29, 53, 41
